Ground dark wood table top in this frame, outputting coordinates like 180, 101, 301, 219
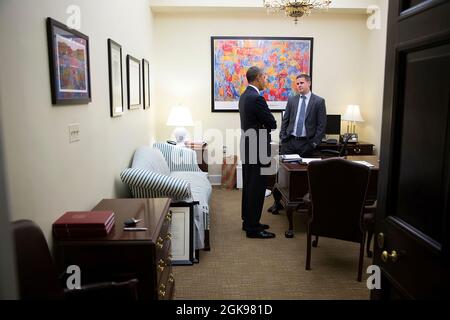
281, 155, 379, 171
56, 198, 171, 243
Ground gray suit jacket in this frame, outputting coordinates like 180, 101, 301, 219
280, 93, 327, 146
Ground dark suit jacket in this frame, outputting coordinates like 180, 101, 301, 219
239, 87, 277, 166
280, 93, 327, 146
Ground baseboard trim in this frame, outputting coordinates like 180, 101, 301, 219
208, 175, 221, 186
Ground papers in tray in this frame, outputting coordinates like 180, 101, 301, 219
352, 160, 375, 167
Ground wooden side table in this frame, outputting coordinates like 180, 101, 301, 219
185, 142, 208, 172
53, 198, 174, 300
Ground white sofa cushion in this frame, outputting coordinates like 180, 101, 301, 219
131, 146, 170, 176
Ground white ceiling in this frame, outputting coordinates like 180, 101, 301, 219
149, 0, 378, 14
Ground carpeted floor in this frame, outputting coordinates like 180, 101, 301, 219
172, 187, 372, 300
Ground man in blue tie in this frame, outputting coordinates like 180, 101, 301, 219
268, 74, 326, 214
279, 74, 327, 157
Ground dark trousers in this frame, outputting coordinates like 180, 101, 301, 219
241, 164, 266, 233
281, 136, 314, 157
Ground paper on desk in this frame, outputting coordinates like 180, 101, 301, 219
301, 158, 322, 164
281, 154, 301, 160
352, 161, 375, 167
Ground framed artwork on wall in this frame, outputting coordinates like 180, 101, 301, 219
107, 39, 124, 117
142, 59, 150, 110
211, 36, 313, 112
46, 17, 92, 105
126, 55, 141, 110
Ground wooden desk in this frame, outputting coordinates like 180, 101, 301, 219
273, 156, 379, 238
54, 198, 174, 300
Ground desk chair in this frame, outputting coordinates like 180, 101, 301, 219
319, 134, 352, 158
12, 220, 138, 300
304, 158, 370, 282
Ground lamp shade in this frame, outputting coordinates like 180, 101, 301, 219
166, 106, 194, 127
342, 105, 364, 122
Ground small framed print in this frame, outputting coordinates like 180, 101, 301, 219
126, 55, 141, 110
142, 59, 150, 110
169, 202, 195, 265
46, 17, 91, 105
107, 39, 124, 117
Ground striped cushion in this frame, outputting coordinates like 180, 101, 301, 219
153, 143, 202, 172
120, 168, 191, 200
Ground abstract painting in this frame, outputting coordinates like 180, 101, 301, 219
47, 18, 91, 105
211, 36, 313, 112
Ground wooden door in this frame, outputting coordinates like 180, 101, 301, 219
373, 0, 450, 299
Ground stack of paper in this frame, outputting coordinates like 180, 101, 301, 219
301, 158, 322, 164
280, 154, 301, 162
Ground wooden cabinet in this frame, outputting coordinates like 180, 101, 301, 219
54, 198, 174, 300
185, 142, 208, 172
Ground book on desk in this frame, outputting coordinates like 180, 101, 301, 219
53, 210, 115, 238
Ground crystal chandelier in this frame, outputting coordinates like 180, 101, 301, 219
263, 0, 332, 24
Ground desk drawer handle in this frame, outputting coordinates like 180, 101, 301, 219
156, 237, 164, 249
353, 148, 361, 154
157, 259, 165, 272
381, 250, 398, 263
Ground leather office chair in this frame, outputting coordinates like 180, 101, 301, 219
12, 220, 139, 300
304, 158, 370, 282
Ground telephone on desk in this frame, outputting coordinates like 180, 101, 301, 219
341, 133, 359, 143
321, 137, 338, 145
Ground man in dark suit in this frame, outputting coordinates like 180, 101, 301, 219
279, 74, 327, 157
268, 74, 327, 214
239, 66, 277, 239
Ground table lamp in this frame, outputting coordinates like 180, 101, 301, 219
342, 105, 364, 142
166, 105, 194, 146
342, 104, 364, 133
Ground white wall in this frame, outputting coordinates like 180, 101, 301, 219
0, 0, 156, 241
361, 0, 388, 154
153, 8, 386, 175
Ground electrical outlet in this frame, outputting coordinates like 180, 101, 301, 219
68, 123, 80, 143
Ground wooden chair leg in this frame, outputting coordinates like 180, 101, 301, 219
366, 229, 373, 258
306, 224, 312, 270
312, 235, 319, 247
357, 234, 366, 282
204, 230, 210, 251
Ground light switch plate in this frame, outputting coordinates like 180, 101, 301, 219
68, 123, 80, 143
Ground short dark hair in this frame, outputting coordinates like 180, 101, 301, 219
246, 66, 262, 83
296, 74, 311, 82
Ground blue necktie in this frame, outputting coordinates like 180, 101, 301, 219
296, 96, 307, 137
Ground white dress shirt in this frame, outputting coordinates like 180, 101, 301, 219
249, 84, 260, 94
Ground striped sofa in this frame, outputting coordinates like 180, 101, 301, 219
120, 143, 212, 250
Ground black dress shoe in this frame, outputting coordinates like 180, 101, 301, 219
268, 202, 284, 213
246, 230, 276, 239
242, 223, 270, 231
